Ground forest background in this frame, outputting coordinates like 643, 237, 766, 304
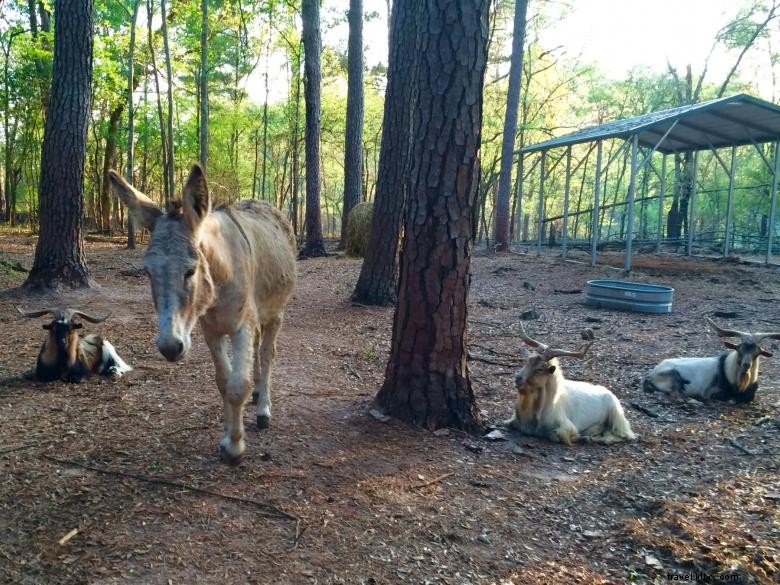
1, 0, 779, 247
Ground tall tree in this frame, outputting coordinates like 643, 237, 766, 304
352, 0, 420, 305
160, 0, 175, 199
299, 0, 327, 257
339, 0, 364, 249
374, 0, 489, 431
199, 0, 208, 167
493, 0, 528, 251
24, 0, 94, 289
126, 0, 141, 249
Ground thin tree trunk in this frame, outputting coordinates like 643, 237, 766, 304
160, 0, 175, 197
199, 0, 208, 167
352, 0, 420, 305
126, 0, 140, 248
25, 0, 94, 290
147, 0, 169, 203
101, 104, 123, 232
339, 0, 364, 249
260, 8, 272, 200
493, 0, 528, 251
300, 0, 326, 257
376, 0, 489, 432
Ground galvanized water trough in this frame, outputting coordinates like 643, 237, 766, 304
585, 280, 674, 314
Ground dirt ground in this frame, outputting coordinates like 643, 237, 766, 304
0, 235, 778, 585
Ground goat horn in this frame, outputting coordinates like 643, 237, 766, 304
518, 322, 548, 351
706, 317, 749, 339
70, 310, 110, 323
542, 342, 594, 361
752, 331, 780, 344
15, 305, 55, 318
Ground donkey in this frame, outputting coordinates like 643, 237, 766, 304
109, 164, 296, 464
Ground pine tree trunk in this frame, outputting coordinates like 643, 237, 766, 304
160, 0, 175, 197
299, 0, 327, 257
339, 0, 364, 249
147, 0, 169, 203
375, 0, 489, 432
25, 0, 93, 290
493, 0, 528, 251
199, 0, 208, 168
351, 0, 420, 305
101, 104, 123, 232
126, 0, 140, 249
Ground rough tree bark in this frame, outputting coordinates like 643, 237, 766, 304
375, 0, 489, 432
24, 0, 94, 290
299, 0, 327, 257
493, 0, 528, 251
351, 0, 420, 305
339, 0, 364, 249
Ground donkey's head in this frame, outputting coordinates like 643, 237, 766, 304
109, 165, 216, 362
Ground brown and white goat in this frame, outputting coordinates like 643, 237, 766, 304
643, 318, 780, 404
17, 306, 132, 383
504, 326, 636, 445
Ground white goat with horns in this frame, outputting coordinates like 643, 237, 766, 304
504, 325, 636, 445
643, 318, 780, 404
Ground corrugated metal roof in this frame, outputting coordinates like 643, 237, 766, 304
519, 93, 780, 155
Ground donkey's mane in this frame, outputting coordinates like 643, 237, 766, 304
166, 200, 184, 219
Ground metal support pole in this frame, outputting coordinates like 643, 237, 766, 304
656, 154, 666, 253
561, 146, 572, 259
625, 135, 639, 272
590, 141, 603, 267
537, 151, 545, 256
767, 141, 779, 264
686, 150, 698, 256
724, 145, 736, 257
515, 154, 524, 242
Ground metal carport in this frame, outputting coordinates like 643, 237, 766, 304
517, 93, 780, 270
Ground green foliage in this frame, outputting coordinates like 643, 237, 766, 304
0, 0, 778, 248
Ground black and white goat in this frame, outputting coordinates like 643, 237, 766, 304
643, 318, 780, 404
17, 306, 132, 383
504, 326, 636, 445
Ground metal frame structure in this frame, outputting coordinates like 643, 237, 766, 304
516, 93, 780, 270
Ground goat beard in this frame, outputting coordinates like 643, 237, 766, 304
738, 370, 752, 391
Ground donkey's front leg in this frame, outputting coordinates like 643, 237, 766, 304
219, 325, 254, 465
254, 316, 282, 430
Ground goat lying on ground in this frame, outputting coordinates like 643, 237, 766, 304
504, 326, 636, 445
643, 318, 780, 404
17, 306, 132, 382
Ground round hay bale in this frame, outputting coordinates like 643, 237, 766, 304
346, 202, 373, 257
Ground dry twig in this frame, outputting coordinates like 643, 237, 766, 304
727, 437, 757, 456
42, 455, 298, 521
410, 472, 455, 490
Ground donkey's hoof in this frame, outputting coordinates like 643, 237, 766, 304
251, 391, 259, 405
219, 443, 244, 466
256, 415, 270, 430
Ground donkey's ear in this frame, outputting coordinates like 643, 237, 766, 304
182, 164, 211, 230
108, 170, 162, 232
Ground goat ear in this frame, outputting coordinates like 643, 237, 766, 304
42, 324, 50, 330
108, 170, 162, 232
760, 348, 773, 357
519, 347, 530, 359
72, 323, 83, 330
547, 365, 556, 374
182, 164, 211, 231
724, 341, 739, 350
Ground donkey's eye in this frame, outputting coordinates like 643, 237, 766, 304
184, 268, 196, 280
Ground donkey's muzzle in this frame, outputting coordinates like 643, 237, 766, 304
158, 338, 185, 362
